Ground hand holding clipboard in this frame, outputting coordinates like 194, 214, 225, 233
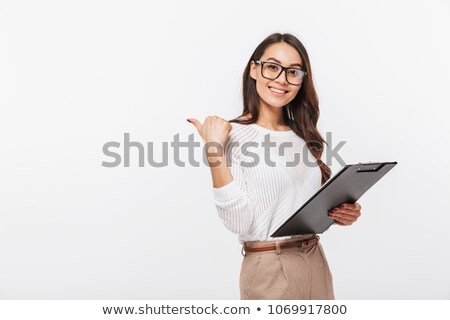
271, 161, 398, 237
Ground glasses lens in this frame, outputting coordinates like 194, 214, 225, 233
261, 62, 282, 80
286, 68, 305, 85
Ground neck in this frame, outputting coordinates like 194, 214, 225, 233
255, 104, 289, 131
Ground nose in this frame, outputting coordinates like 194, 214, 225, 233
275, 69, 288, 85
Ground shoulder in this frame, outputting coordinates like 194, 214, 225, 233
228, 122, 258, 143
223, 122, 259, 159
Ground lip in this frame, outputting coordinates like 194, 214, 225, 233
268, 86, 289, 96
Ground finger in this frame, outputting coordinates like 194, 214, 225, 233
340, 202, 360, 211
332, 207, 360, 217
336, 208, 361, 218
332, 215, 354, 225
329, 209, 358, 221
331, 211, 359, 222
187, 118, 202, 134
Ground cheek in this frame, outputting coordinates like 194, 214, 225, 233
255, 80, 269, 97
287, 88, 301, 102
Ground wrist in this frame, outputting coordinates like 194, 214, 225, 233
207, 156, 226, 168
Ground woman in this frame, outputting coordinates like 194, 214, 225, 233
188, 33, 362, 300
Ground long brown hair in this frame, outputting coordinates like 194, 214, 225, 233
228, 33, 331, 185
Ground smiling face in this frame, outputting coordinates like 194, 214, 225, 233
250, 42, 304, 111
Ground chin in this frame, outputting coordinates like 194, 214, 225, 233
268, 102, 286, 109
263, 97, 292, 109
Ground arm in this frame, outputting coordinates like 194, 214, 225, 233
209, 137, 255, 235
187, 116, 255, 235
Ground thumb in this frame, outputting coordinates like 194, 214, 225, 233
187, 118, 202, 134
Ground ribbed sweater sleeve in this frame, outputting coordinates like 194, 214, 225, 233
212, 130, 254, 235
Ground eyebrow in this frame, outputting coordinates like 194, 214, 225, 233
266, 57, 303, 68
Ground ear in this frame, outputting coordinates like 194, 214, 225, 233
250, 61, 257, 80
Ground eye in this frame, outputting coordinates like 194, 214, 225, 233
288, 69, 304, 77
267, 63, 280, 71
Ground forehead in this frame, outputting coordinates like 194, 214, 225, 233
261, 42, 302, 66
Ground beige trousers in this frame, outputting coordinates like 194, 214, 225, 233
240, 235, 335, 300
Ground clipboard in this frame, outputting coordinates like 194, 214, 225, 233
271, 161, 398, 237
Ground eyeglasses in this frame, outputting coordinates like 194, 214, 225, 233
255, 60, 307, 86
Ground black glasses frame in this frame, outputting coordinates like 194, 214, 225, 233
255, 60, 307, 86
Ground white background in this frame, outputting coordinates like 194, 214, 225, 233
1, 0, 449, 299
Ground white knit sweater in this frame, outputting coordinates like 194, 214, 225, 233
212, 122, 323, 244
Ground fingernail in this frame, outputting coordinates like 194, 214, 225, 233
186, 119, 191, 123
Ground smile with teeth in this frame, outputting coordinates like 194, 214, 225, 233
269, 86, 288, 94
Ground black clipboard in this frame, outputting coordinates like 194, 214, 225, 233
271, 161, 398, 237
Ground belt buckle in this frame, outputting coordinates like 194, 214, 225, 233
241, 244, 246, 257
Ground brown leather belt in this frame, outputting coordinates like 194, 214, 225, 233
242, 235, 319, 256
